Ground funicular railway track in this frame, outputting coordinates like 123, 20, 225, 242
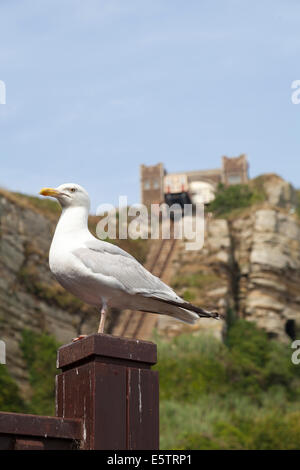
112, 223, 178, 340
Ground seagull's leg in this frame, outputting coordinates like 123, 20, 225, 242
98, 301, 108, 334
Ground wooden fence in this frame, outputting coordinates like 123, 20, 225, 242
0, 334, 159, 450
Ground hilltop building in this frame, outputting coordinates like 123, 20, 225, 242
140, 154, 249, 208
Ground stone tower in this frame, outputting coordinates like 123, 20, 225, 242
140, 163, 165, 208
222, 154, 249, 185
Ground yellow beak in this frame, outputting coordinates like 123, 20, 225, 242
39, 187, 60, 197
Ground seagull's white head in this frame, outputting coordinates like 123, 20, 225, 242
39, 183, 90, 210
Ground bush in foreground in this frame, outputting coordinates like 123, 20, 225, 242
0, 319, 299, 450
20, 329, 60, 415
156, 319, 300, 449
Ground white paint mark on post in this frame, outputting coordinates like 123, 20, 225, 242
83, 396, 87, 443
127, 369, 132, 449
138, 369, 142, 424
89, 369, 92, 393
55, 376, 58, 416
62, 375, 65, 418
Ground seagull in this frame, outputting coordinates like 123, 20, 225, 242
40, 183, 219, 339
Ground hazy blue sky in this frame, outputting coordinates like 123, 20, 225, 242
0, 0, 300, 210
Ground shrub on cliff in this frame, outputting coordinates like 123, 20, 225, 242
209, 183, 265, 216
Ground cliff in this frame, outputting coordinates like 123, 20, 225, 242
0, 174, 299, 397
158, 174, 300, 342
0, 188, 151, 396
0, 190, 99, 395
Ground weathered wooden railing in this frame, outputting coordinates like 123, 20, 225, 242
0, 334, 159, 450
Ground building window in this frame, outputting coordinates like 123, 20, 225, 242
153, 179, 160, 189
227, 174, 241, 185
144, 180, 151, 190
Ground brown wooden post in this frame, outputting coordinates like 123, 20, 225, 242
56, 334, 159, 450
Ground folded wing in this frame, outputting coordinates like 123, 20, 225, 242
72, 239, 219, 324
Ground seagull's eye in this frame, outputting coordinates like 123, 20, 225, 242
69, 188, 76, 193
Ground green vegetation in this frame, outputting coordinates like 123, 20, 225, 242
12, 192, 61, 218
171, 271, 218, 291
18, 265, 85, 313
113, 237, 149, 265
171, 271, 219, 304
182, 289, 196, 302
155, 319, 300, 449
0, 366, 26, 412
209, 183, 266, 217
176, 409, 300, 450
0, 330, 59, 416
1, 320, 299, 449
20, 330, 60, 415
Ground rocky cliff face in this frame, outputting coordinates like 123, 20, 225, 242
0, 190, 149, 396
0, 174, 299, 395
0, 191, 98, 396
232, 206, 300, 341
158, 174, 300, 342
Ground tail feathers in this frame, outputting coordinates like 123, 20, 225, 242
156, 297, 220, 321
165, 306, 199, 324
135, 293, 220, 325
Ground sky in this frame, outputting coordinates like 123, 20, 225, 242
0, 0, 300, 211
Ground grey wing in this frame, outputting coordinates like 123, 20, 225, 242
72, 239, 182, 302
72, 239, 218, 323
